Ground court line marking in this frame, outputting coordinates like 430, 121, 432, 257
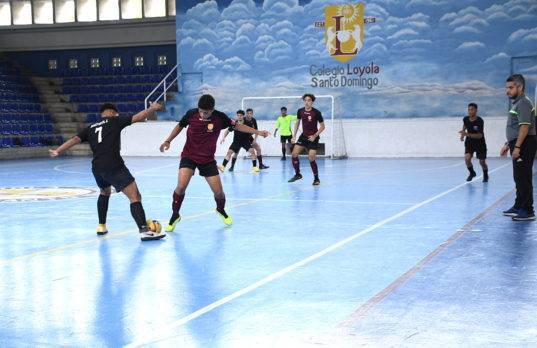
52, 162, 178, 175
0, 161, 506, 265
142, 196, 416, 205
124, 162, 511, 347
337, 186, 516, 329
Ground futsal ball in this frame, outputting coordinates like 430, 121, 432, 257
147, 219, 162, 233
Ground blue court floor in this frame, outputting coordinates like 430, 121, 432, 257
0, 156, 536, 347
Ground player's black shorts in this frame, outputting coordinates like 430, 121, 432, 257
296, 133, 320, 151
92, 165, 135, 192
229, 140, 252, 153
280, 135, 292, 143
465, 140, 487, 159
180, 157, 219, 177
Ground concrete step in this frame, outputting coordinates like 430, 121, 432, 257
65, 143, 91, 156
0, 147, 50, 160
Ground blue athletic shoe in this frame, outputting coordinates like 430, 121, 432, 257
512, 210, 536, 221
502, 206, 520, 217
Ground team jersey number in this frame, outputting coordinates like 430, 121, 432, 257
95, 126, 103, 143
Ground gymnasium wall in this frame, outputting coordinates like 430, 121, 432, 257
120, 117, 507, 158
174, 0, 537, 120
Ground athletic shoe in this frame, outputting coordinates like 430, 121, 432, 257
140, 230, 166, 241
218, 165, 225, 173
216, 209, 233, 225
165, 215, 181, 232
483, 172, 489, 182
260, 164, 270, 169
512, 210, 536, 221
96, 224, 108, 236
281, 156, 286, 161
312, 178, 320, 186
466, 172, 476, 182
252, 166, 260, 173
228, 167, 234, 172
288, 173, 303, 182
502, 206, 520, 217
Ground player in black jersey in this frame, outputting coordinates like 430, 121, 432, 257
49, 102, 165, 241
459, 103, 488, 182
219, 110, 260, 173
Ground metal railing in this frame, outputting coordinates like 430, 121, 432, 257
144, 64, 178, 109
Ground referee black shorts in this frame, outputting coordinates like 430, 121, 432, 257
464, 140, 487, 160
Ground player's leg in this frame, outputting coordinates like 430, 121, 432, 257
166, 166, 194, 232
96, 186, 112, 235
201, 161, 232, 225
308, 148, 320, 186
465, 151, 476, 182
248, 146, 259, 172
477, 142, 488, 182
288, 140, 304, 182
230, 150, 239, 170
280, 136, 287, 160
219, 148, 235, 172
122, 180, 164, 240
253, 140, 269, 169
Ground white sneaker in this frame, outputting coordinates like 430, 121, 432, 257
140, 230, 166, 241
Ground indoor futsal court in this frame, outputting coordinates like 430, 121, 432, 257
1, 0, 537, 347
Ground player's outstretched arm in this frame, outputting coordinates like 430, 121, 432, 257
49, 136, 82, 157
234, 124, 269, 138
132, 102, 162, 123
159, 124, 183, 152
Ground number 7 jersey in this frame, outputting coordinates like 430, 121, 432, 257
77, 115, 133, 171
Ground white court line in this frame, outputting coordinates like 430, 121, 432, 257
124, 161, 511, 348
53, 162, 178, 175
141, 195, 415, 205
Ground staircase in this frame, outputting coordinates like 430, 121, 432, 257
30, 76, 91, 156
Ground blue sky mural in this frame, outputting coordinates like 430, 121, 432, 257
175, 0, 537, 118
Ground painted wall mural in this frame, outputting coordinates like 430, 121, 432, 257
175, 0, 537, 119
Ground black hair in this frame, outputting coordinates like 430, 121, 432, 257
246, 108, 253, 113
236, 109, 245, 115
100, 103, 118, 114
281, 106, 287, 111
198, 94, 215, 110
506, 74, 525, 91
468, 103, 478, 109
302, 93, 316, 102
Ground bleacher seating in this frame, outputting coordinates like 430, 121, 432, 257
1, 59, 57, 149
58, 65, 177, 123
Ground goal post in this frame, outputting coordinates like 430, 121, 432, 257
240, 95, 347, 159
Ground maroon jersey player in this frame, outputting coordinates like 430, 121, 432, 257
159, 94, 269, 231
288, 94, 326, 186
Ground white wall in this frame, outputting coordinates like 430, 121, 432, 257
120, 117, 508, 158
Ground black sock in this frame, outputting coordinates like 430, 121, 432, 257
222, 159, 229, 167
252, 159, 257, 167
258, 155, 263, 165
97, 194, 110, 224
130, 202, 148, 232
282, 146, 286, 156
231, 157, 237, 168
467, 166, 476, 175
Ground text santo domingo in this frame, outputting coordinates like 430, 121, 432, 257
309, 62, 380, 89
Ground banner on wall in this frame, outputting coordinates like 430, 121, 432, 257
175, 0, 537, 119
